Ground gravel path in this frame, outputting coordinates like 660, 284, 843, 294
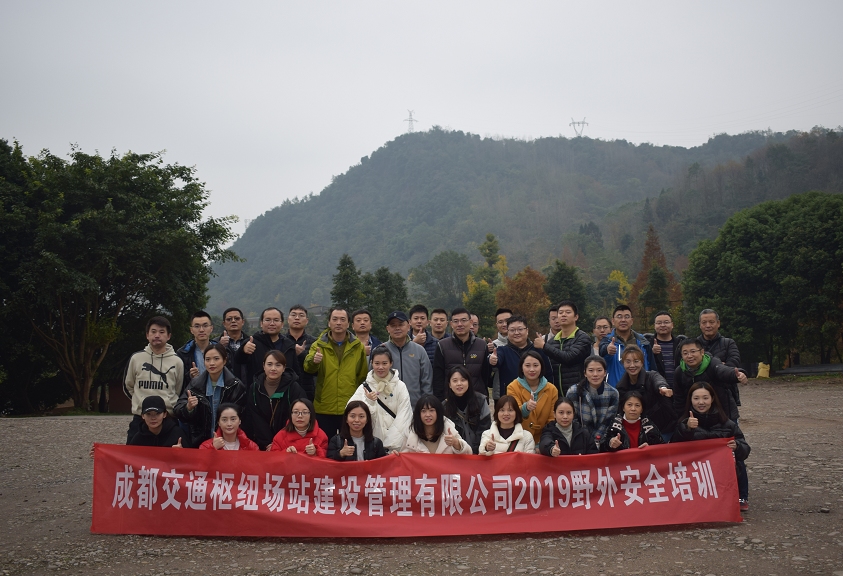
1, 378, 842, 576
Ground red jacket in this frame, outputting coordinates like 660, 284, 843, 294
199, 428, 261, 451
270, 420, 329, 458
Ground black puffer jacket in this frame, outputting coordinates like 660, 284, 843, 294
326, 434, 388, 461
615, 370, 677, 433
672, 407, 750, 461
241, 369, 307, 451
542, 329, 593, 394
443, 392, 492, 454
129, 417, 191, 448
234, 331, 303, 394
539, 421, 599, 456
599, 415, 664, 452
696, 333, 742, 405
673, 355, 741, 421
174, 367, 246, 449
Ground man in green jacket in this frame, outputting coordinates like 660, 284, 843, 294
304, 307, 369, 437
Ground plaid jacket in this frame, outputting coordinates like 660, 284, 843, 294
566, 381, 619, 442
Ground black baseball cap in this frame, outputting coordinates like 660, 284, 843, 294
141, 395, 167, 414
386, 311, 409, 324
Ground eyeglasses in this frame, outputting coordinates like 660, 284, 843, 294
224, 317, 242, 322
614, 315, 632, 320
507, 327, 526, 333
291, 410, 310, 417
452, 318, 470, 324
192, 323, 212, 330
263, 319, 283, 324
289, 313, 307, 319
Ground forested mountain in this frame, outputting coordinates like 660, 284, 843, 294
207, 127, 812, 316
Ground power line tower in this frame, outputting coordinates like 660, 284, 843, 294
404, 110, 418, 133
569, 117, 588, 137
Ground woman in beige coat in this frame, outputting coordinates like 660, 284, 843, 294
400, 394, 472, 454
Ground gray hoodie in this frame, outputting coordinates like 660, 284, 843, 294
372, 339, 433, 409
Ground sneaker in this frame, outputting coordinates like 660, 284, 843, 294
739, 499, 749, 511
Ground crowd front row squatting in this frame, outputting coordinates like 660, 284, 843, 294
104, 302, 751, 514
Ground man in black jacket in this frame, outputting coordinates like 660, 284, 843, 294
285, 304, 317, 401
645, 310, 684, 389
535, 300, 592, 394
432, 307, 491, 399
697, 309, 742, 368
235, 307, 302, 389
219, 307, 250, 384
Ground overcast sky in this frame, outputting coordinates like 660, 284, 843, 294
2, 1, 841, 237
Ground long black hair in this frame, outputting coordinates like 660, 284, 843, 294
411, 394, 445, 442
684, 381, 728, 424
340, 401, 374, 442
442, 366, 484, 422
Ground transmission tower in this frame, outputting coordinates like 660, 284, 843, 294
404, 110, 418, 133
569, 117, 588, 137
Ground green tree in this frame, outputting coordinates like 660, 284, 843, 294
0, 142, 239, 411
330, 254, 364, 312
683, 190, 843, 367
463, 276, 497, 338
544, 260, 590, 310
361, 267, 409, 340
637, 263, 670, 329
475, 233, 504, 286
408, 250, 473, 311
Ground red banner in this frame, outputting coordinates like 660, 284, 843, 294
91, 439, 740, 537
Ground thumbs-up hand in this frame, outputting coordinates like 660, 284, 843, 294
489, 346, 498, 366
244, 336, 256, 355
413, 331, 426, 345
551, 440, 561, 457
364, 343, 372, 356
485, 438, 497, 453
687, 411, 699, 429
305, 437, 317, 456
525, 397, 537, 412
735, 367, 747, 384
295, 343, 305, 355
486, 338, 495, 354
313, 342, 324, 364
607, 337, 618, 355
443, 428, 461, 450
659, 386, 674, 398
533, 332, 546, 349
190, 362, 199, 379
609, 433, 622, 449
652, 340, 662, 354
186, 389, 198, 411
212, 435, 225, 450
364, 387, 378, 401
173, 437, 183, 448
340, 438, 355, 458
220, 330, 230, 346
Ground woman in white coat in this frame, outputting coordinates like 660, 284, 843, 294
400, 394, 472, 455
479, 395, 536, 455
348, 346, 412, 453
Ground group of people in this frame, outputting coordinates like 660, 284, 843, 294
110, 300, 751, 512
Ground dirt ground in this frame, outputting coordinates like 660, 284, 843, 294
1, 377, 842, 576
